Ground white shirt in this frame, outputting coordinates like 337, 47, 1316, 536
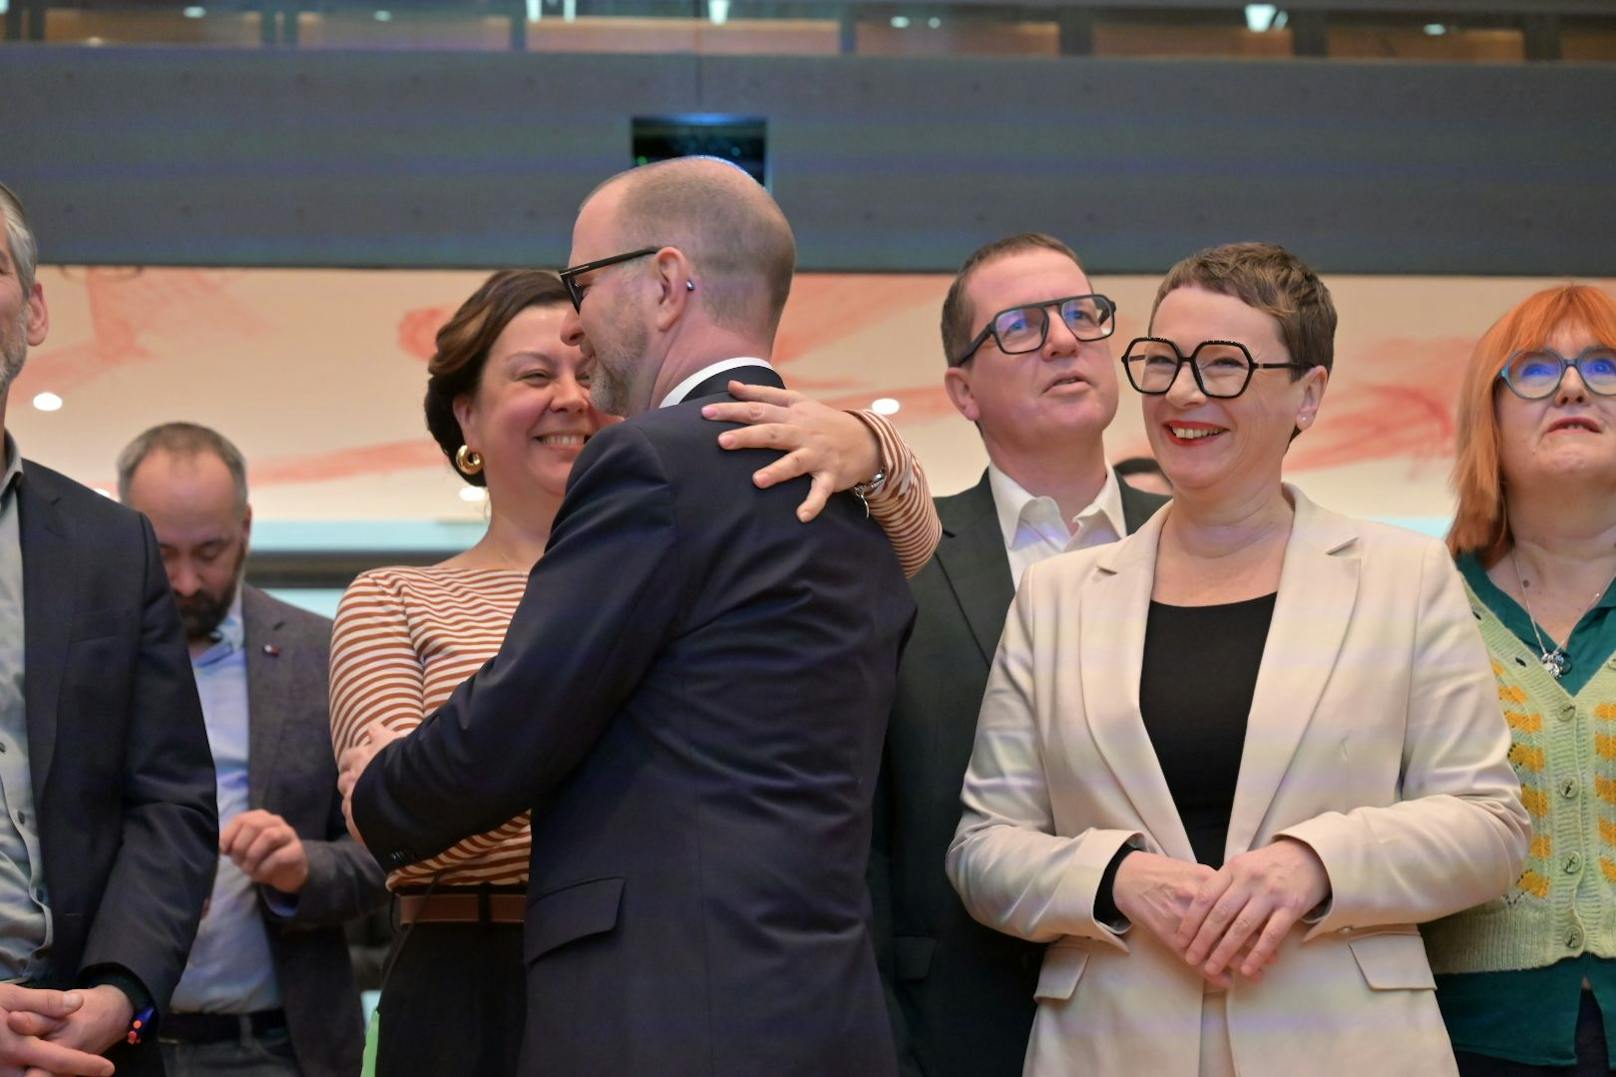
658, 358, 776, 409
987, 463, 1126, 588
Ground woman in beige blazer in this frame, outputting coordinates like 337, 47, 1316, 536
947, 242, 1529, 1077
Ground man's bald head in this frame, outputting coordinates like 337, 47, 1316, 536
589, 158, 796, 338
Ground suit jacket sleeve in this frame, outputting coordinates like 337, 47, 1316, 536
946, 564, 1143, 953
1279, 538, 1531, 936
353, 423, 682, 865
79, 516, 218, 1010
271, 805, 389, 928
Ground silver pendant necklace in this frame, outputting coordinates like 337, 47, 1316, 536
1511, 549, 1605, 680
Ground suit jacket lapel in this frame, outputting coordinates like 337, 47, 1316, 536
17, 471, 70, 806
933, 474, 1015, 665
1082, 513, 1195, 862
242, 586, 286, 812
1224, 488, 1361, 859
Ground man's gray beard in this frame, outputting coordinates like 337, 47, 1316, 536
586, 318, 649, 418
0, 312, 26, 399
589, 361, 631, 417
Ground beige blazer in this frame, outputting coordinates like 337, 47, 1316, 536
947, 487, 1528, 1077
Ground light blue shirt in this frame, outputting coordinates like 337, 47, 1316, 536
168, 593, 281, 1013
0, 434, 52, 982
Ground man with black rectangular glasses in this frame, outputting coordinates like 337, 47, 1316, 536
871, 232, 1169, 1077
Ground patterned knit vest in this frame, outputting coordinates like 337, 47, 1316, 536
1422, 581, 1616, 974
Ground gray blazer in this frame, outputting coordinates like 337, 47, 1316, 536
242, 585, 388, 1077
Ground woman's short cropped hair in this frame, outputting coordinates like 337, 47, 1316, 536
424, 269, 573, 486
1152, 242, 1336, 376
1448, 283, 1616, 564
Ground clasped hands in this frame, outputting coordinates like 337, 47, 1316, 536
1111, 837, 1330, 988
0, 983, 129, 1077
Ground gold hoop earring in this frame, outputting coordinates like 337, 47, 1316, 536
455, 445, 484, 476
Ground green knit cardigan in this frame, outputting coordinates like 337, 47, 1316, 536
1422, 583, 1616, 974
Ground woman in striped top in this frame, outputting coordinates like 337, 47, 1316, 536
330, 268, 939, 1076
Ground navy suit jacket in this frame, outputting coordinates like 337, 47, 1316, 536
17, 460, 218, 1077
355, 366, 916, 1077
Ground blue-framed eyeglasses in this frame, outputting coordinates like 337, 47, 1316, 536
1498, 346, 1616, 400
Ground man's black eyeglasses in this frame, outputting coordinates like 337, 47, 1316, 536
558, 247, 660, 312
1121, 337, 1310, 399
950, 294, 1116, 367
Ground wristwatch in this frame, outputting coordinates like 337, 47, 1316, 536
851, 468, 888, 502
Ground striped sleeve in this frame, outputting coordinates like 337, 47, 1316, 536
330, 571, 427, 757
852, 410, 942, 578
330, 569, 531, 889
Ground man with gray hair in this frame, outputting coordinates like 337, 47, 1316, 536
0, 183, 217, 1076
118, 422, 386, 1077
341, 157, 914, 1076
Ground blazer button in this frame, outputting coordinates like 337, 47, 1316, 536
1564, 853, 1582, 875
1562, 778, 1581, 799
1560, 703, 1578, 723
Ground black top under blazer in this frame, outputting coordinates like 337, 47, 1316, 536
17, 460, 218, 1077
871, 471, 1167, 1077
355, 366, 917, 1077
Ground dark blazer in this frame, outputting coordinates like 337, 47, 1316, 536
17, 459, 217, 1077
355, 365, 916, 1077
240, 585, 387, 1077
871, 470, 1167, 1077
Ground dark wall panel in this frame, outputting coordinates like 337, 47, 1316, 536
4, 48, 699, 268
3, 46, 1612, 275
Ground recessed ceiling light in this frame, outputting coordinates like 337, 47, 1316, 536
374, 9, 393, 22
32, 392, 62, 412
890, 15, 910, 29
1423, 23, 1448, 35
182, 6, 206, 18
871, 397, 901, 416
459, 486, 488, 503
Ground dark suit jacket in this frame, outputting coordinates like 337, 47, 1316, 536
871, 470, 1167, 1077
240, 585, 386, 1077
17, 460, 218, 1077
355, 365, 916, 1077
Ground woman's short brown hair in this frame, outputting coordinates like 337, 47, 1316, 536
424, 269, 573, 486
1152, 242, 1336, 375
1448, 283, 1616, 564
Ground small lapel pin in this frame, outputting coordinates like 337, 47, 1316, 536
262, 644, 281, 657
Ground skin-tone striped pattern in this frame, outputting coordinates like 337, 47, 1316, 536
330, 565, 533, 889
328, 413, 936, 890
858, 412, 941, 578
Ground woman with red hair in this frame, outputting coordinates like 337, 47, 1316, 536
1425, 283, 1616, 1075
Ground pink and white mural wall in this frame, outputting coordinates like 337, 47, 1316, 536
12, 266, 1611, 541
